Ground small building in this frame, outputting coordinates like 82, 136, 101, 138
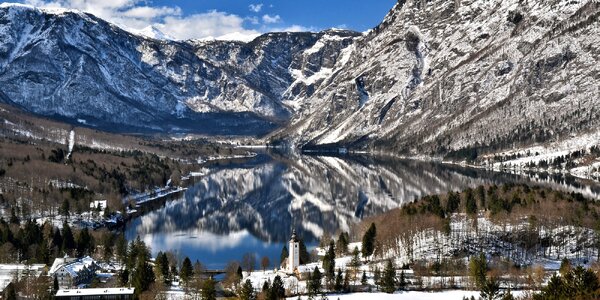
90, 200, 107, 211
0, 264, 46, 290
49, 256, 98, 288
55, 288, 135, 300
288, 230, 300, 274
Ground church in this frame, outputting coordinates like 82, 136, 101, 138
287, 229, 300, 274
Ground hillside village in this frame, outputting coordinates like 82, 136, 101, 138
0, 184, 599, 299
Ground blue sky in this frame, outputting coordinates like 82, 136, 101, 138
20, 0, 396, 40
151, 0, 396, 32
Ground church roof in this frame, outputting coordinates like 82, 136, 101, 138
289, 229, 298, 242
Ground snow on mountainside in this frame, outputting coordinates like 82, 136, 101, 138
0, 0, 598, 158
273, 0, 600, 157
0, 3, 359, 134
130, 25, 174, 40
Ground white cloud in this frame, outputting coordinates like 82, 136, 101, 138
159, 11, 260, 41
22, 0, 260, 41
21, 0, 315, 41
121, 6, 180, 19
248, 3, 262, 13
262, 14, 281, 24
271, 25, 315, 33
246, 16, 259, 25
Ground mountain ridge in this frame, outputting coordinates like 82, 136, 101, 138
1, 0, 599, 157
0, 3, 359, 134
271, 0, 600, 157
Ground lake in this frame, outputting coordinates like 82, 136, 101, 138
124, 151, 600, 269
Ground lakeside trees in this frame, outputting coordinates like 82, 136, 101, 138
361, 223, 376, 258
366, 184, 600, 269
381, 259, 396, 293
534, 266, 600, 300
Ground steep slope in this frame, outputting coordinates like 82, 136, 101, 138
0, 3, 359, 134
276, 0, 600, 156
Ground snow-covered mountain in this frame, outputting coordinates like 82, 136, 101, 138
0, 3, 358, 134
273, 0, 600, 155
1, 1, 598, 154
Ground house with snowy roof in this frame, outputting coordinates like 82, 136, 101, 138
49, 256, 98, 288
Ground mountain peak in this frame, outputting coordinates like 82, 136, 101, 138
0, 2, 86, 17
130, 25, 174, 41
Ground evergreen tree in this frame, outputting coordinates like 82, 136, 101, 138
343, 269, 350, 292
299, 239, 310, 264
381, 259, 396, 294
115, 234, 128, 264
51, 228, 63, 250
480, 277, 500, 300
180, 257, 194, 283
323, 241, 336, 289
398, 270, 406, 290
446, 191, 461, 214
119, 269, 129, 285
237, 265, 244, 280
9, 207, 19, 224
155, 252, 170, 282
349, 246, 361, 283
334, 268, 343, 292
60, 199, 70, 217
53, 276, 59, 293
262, 280, 271, 294
38, 238, 51, 265
362, 223, 377, 258
336, 232, 349, 256
240, 279, 256, 300
132, 256, 155, 295
308, 266, 322, 296
559, 258, 571, 276
280, 246, 288, 266
3, 282, 16, 300
271, 275, 285, 300
477, 186, 486, 209
75, 227, 93, 257
501, 290, 516, 300
465, 188, 478, 214
125, 238, 154, 295
539, 274, 563, 299
61, 221, 75, 254
373, 267, 381, 289
201, 277, 217, 300
469, 253, 487, 289
562, 266, 599, 297
361, 270, 368, 285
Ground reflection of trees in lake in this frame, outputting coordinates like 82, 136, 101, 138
127, 153, 600, 244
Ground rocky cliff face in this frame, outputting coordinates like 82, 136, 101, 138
276, 0, 600, 155
0, 3, 358, 134
1, 1, 599, 154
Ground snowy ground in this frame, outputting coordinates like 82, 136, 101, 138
480, 131, 600, 180
290, 290, 529, 300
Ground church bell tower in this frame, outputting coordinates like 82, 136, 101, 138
288, 229, 300, 273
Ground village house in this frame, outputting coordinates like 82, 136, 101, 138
49, 256, 98, 288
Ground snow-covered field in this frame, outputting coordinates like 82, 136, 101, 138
291, 290, 528, 300
296, 290, 525, 300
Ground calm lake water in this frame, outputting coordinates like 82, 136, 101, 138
124, 151, 600, 269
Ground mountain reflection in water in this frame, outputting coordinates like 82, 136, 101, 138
125, 152, 600, 268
